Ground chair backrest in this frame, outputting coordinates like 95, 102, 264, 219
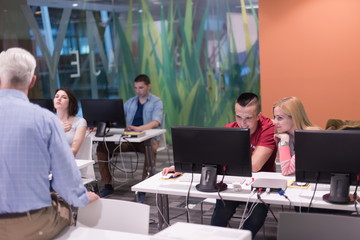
277, 212, 360, 240
326, 118, 360, 130
75, 135, 93, 160
77, 198, 150, 234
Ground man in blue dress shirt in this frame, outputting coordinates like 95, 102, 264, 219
96, 74, 163, 199
0, 48, 99, 239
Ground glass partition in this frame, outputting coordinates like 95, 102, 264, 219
1, 0, 259, 141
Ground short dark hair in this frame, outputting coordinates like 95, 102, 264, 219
54, 87, 79, 116
134, 74, 151, 85
236, 92, 261, 114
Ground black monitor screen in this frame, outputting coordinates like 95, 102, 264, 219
295, 130, 360, 204
172, 126, 252, 192
81, 99, 126, 128
30, 99, 54, 112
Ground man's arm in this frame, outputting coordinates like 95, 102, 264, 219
127, 120, 160, 131
49, 116, 90, 207
251, 146, 274, 172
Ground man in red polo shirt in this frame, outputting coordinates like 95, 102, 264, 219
211, 92, 277, 238
162, 92, 276, 238
224, 92, 276, 172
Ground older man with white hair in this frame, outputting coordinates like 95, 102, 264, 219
0, 47, 98, 239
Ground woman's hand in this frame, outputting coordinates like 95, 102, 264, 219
274, 133, 290, 143
61, 121, 72, 132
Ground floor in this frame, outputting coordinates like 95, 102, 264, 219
90, 145, 279, 239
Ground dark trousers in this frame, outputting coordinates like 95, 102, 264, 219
97, 140, 158, 184
211, 199, 268, 239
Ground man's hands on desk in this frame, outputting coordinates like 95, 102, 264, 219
162, 166, 183, 178
126, 125, 143, 132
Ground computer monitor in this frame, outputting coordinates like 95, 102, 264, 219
29, 98, 54, 112
172, 126, 252, 192
81, 99, 126, 134
295, 130, 360, 204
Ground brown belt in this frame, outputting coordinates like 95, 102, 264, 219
0, 208, 45, 219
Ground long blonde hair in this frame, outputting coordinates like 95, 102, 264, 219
273, 97, 318, 130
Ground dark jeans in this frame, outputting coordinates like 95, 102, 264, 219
211, 199, 268, 239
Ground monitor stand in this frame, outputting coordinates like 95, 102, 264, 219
95, 122, 113, 137
322, 173, 353, 204
196, 165, 227, 192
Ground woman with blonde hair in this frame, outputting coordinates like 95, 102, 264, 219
273, 96, 321, 175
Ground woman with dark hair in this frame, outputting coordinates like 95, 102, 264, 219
54, 87, 87, 156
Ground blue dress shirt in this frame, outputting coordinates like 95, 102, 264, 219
124, 93, 163, 131
0, 89, 88, 213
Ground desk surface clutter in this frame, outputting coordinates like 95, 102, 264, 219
132, 171, 358, 212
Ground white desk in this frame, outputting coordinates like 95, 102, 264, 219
90, 129, 166, 176
90, 129, 166, 143
55, 226, 150, 239
75, 159, 96, 185
152, 222, 251, 240
132, 172, 358, 229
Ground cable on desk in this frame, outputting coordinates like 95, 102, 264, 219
185, 170, 194, 223
278, 189, 292, 211
170, 211, 188, 221
256, 188, 278, 223
101, 136, 141, 183
218, 172, 227, 208
110, 137, 140, 174
155, 190, 170, 228
308, 172, 320, 212
353, 174, 360, 216
238, 188, 257, 229
242, 199, 260, 225
216, 172, 232, 226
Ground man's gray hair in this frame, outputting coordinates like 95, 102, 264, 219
0, 48, 36, 90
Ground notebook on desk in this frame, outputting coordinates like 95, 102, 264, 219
123, 131, 146, 138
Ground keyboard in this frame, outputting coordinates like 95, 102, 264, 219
108, 128, 125, 134
177, 174, 246, 184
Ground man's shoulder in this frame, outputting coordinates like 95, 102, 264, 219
224, 121, 239, 128
252, 115, 275, 138
258, 115, 274, 128
73, 116, 87, 125
124, 96, 137, 106
149, 93, 162, 102
126, 95, 138, 102
32, 104, 56, 118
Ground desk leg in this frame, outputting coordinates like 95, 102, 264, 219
156, 194, 169, 230
144, 139, 155, 177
